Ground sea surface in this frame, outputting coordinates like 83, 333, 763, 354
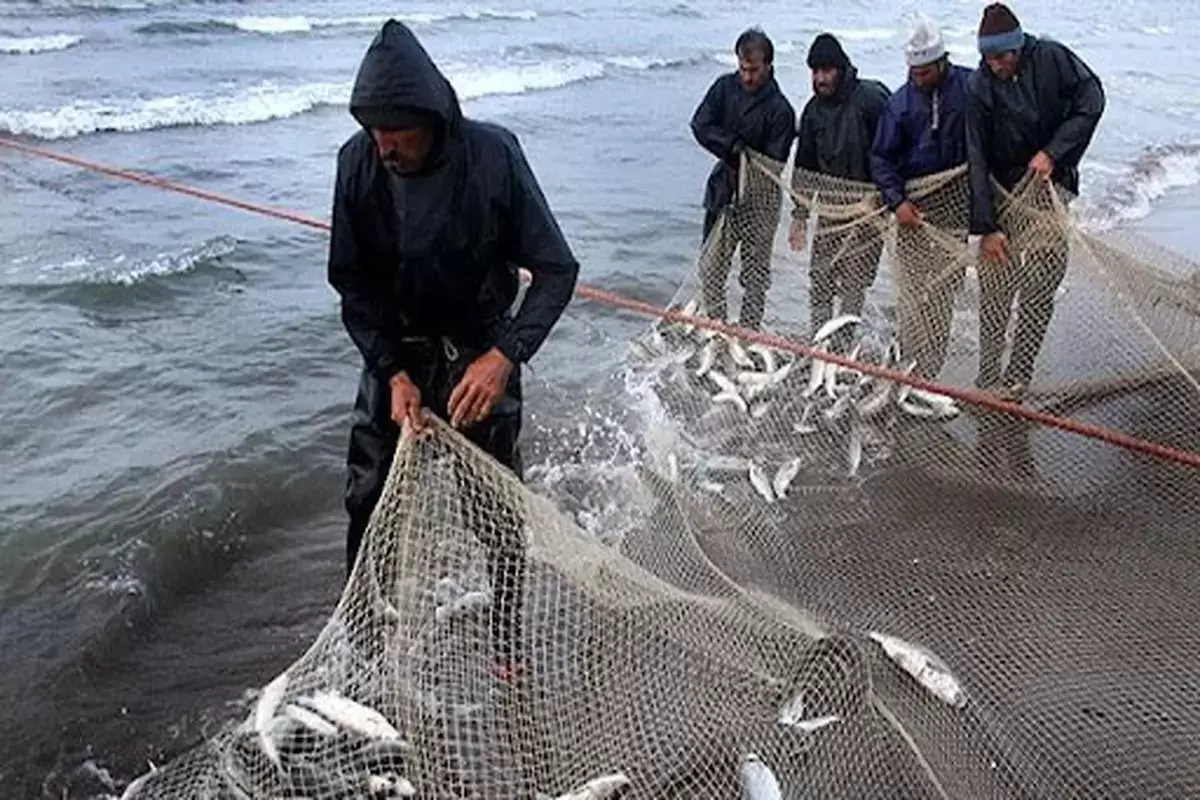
1, 0, 1199, 795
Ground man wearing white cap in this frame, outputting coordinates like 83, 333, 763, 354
870, 14, 972, 381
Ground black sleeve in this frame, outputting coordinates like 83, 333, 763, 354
762, 98, 797, 164
690, 77, 739, 161
965, 80, 998, 236
326, 146, 404, 383
494, 135, 581, 365
1042, 43, 1106, 168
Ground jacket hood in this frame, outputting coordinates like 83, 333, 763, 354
349, 20, 463, 140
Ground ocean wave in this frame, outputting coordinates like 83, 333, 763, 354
134, 9, 538, 36
1080, 142, 1200, 231
0, 33, 82, 53
3, 235, 237, 288
0, 59, 604, 139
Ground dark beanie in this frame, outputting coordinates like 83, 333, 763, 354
807, 33, 850, 71
978, 3, 1024, 53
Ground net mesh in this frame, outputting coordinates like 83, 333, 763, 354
120, 150, 1200, 800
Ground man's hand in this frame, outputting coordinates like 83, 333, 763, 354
980, 232, 1010, 265
389, 372, 425, 433
1029, 151, 1054, 181
788, 218, 807, 252
448, 348, 514, 429
895, 200, 923, 228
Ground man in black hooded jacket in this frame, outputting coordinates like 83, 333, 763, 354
327, 19, 580, 682
690, 27, 796, 330
789, 33, 890, 350
967, 3, 1104, 399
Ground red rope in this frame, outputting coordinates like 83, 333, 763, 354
3, 135, 1197, 470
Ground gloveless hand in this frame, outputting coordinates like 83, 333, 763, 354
448, 347, 514, 429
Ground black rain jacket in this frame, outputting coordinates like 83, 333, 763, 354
327, 20, 580, 382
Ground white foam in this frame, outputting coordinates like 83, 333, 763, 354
0, 59, 602, 140
0, 34, 83, 54
219, 9, 536, 35
1076, 148, 1200, 232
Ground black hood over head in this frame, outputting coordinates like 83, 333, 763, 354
349, 20, 463, 165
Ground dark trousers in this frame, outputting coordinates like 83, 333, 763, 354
976, 225, 1070, 389
344, 338, 526, 666
810, 220, 884, 350
894, 187, 969, 380
700, 200, 779, 330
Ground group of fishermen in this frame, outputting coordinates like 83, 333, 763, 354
692, 2, 1105, 401
322, 3, 1104, 682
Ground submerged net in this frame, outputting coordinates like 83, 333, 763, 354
121, 150, 1200, 799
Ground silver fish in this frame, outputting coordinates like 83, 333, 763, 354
748, 343, 778, 374
368, 774, 416, 797
793, 403, 819, 434
803, 349, 827, 398
667, 452, 679, 482
777, 691, 840, 733
898, 398, 937, 418
694, 340, 717, 378
714, 391, 749, 414
909, 387, 959, 413
812, 313, 861, 345
748, 462, 775, 502
727, 336, 755, 368
549, 772, 631, 800
869, 631, 967, 708
750, 399, 772, 419
700, 480, 724, 493
254, 670, 289, 768
857, 380, 892, 418
708, 369, 739, 396
894, 360, 918, 403
284, 702, 339, 738
300, 691, 403, 742
823, 356, 839, 397
823, 391, 854, 422
772, 457, 802, 500
847, 420, 864, 478
741, 753, 783, 800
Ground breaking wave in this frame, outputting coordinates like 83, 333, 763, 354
0, 33, 82, 53
1079, 142, 1200, 231
2, 235, 237, 289
134, 9, 538, 36
0, 58, 611, 139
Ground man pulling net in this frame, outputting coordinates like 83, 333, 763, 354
327, 19, 580, 682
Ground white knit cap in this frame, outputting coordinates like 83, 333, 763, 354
904, 14, 946, 66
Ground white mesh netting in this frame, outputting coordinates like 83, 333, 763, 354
119, 150, 1200, 799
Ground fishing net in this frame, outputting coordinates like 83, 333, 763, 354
119, 149, 1200, 800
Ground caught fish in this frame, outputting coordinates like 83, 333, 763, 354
823, 392, 853, 422
847, 420, 864, 478
777, 692, 840, 733
284, 702, 339, 738
793, 404, 819, 435
748, 462, 775, 503
727, 336, 755, 368
908, 388, 959, 413
368, 773, 416, 797
700, 480, 724, 493
667, 452, 679, 483
897, 398, 938, 418
822, 355, 840, 398
552, 772, 631, 800
894, 360, 918, 403
857, 380, 892, 418
748, 343, 778, 374
750, 399, 772, 419
254, 670, 289, 768
300, 691, 404, 742
772, 457, 802, 500
708, 369, 739, 396
812, 313, 861, 345
803, 348, 827, 399
694, 340, 717, 378
741, 753, 783, 800
714, 391, 749, 414
868, 632, 967, 708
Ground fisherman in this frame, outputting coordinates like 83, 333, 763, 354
870, 14, 972, 380
327, 19, 580, 683
690, 27, 796, 331
789, 33, 890, 351
966, 2, 1105, 400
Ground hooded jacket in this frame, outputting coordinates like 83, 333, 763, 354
327, 20, 580, 382
690, 71, 797, 213
792, 65, 890, 220
871, 62, 972, 210
965, 33, 1106, 235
